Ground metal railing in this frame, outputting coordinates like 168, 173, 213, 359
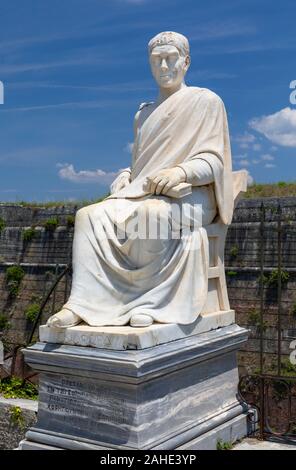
238, 202, 296, 441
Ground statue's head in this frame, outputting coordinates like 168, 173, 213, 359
148, 31, 190, 89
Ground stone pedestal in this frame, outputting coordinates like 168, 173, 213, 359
19, 322, 250, 450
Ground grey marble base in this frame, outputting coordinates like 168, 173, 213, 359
20, 324, 249, 450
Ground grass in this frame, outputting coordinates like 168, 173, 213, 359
0, 194, 108, 208
1, 183, 296, 207
243, 181, 296, 199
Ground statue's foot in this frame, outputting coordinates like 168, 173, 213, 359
130, 314, 153, 327
46, 309, 81, 328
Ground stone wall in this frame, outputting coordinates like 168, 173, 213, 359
0, 198, 295, 375
0, 397, 37, 449
225, 197, 296, 374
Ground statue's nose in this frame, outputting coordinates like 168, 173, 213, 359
160, 58, 168, 72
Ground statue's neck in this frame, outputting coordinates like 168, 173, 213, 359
156, 81, 187, 105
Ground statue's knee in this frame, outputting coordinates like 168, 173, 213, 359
138, 199, 169, 220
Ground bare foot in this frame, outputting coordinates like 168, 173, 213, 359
130, 314, 153, 327
46, 309, 81, 328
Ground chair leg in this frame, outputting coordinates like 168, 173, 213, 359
217, 227, 230, 311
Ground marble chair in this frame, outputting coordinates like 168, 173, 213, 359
202, 169, 248, 315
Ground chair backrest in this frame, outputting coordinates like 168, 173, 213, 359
232, 170, 248, 208
203, 169, 248, 313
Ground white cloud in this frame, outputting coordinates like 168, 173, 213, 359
119, 0, 146, 3
190, 20, 256, 42
238, 159, 249, 167
57, 163, 124, 184
253, 143, 262, 151
124, 142, 134, 154
233, 153, 248, 160
246, 171, 254, 186
252, 159, 260, 164
261, 154, 275, 161
249, 107, 296, 147
233, 132, 256, 144
233, 132, 257, 149
265, 163, 276, 169
1, 99, 127, 113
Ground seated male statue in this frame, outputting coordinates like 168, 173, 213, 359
47, 31, 233, 329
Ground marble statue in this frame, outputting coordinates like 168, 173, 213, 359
47, 31, 233, 329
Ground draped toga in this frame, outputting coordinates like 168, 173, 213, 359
63, 86, 233, 326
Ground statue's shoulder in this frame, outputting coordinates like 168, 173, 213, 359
189, 86, 223, 106
138, 101, 154, 111
134, 102, 154, 132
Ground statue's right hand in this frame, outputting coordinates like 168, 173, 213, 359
110, 171, 131, 194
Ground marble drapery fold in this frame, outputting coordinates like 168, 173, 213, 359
62, 86, 233, 326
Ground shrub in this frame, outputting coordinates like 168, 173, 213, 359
230, 245, 239, 257
290, 302, 296, 318
43, 217, 59, 231
281, 358, 296, 376
25, 303, 40, 323
265, 269, 289, 287
0, 313, 10, 330
0, 376, 38, 400
66, 215, 75, 227
226, 270, 237, 277
22, 227, 37, 242
247, 309, 268, 332
5, 265, 25, 297
9, 406, 25, 429
217, 439, 233, 450
0, 217, 5, 232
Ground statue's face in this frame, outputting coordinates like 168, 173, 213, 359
149, 45, 189, 89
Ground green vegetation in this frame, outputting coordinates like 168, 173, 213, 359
0, 217, 5, 232
9, 406, 25, 429
24, 303, 40, 323
0, 376, 38, 400
226, 270, 237, 277
0, 313, 10, 330
264, 269, 290, 287
290, 302, 296, 318
5, 265, 25, 297
43, 217, 59, 231
0, 194, 107, 208
216, 439, 233, 450
66, 215, 75, 227
258, 273, 269, 286
22, 227, 37, 242
244, 181, 296, 199
229, 245, 239, 258
281, 358, 296, 377
247, 309, 268, 332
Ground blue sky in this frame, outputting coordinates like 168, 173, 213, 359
0, 0, 296, 202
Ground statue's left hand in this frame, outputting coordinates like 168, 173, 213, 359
110, 171, 131, 194
145, 167, 186, 195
